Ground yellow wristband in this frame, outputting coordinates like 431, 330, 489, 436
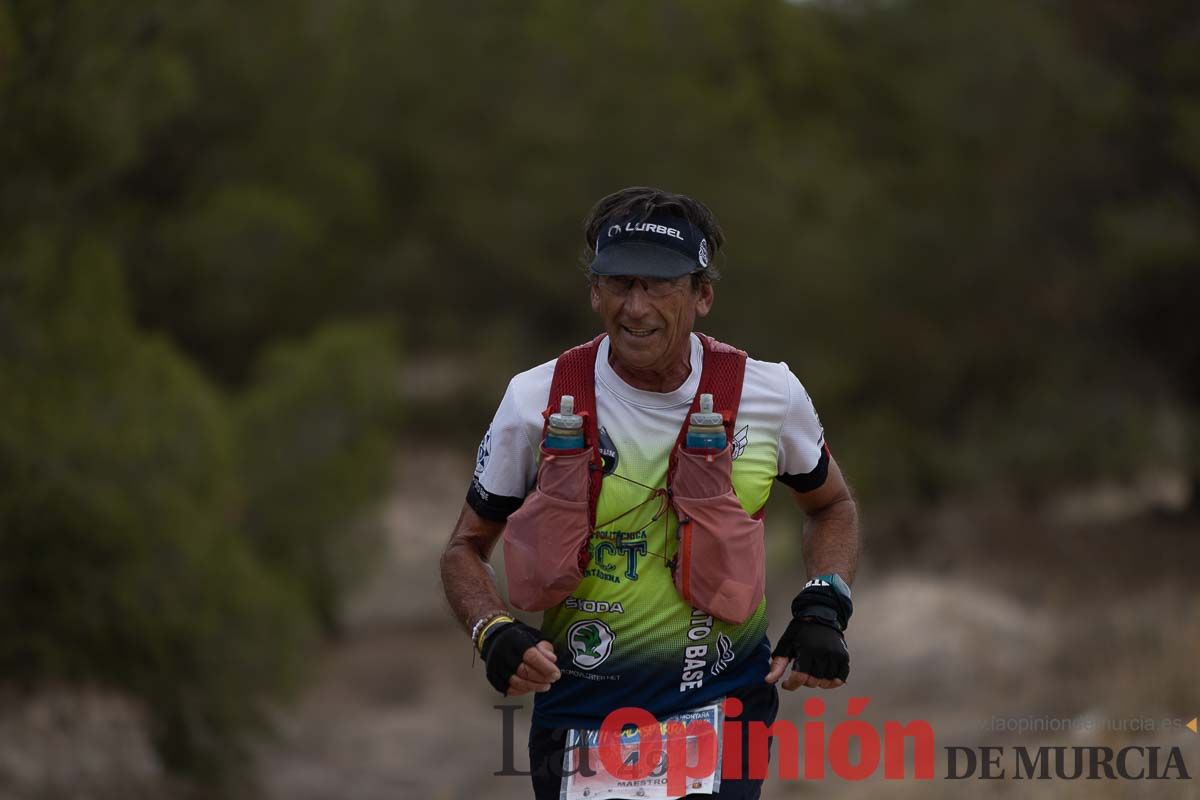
476, 614, 515, 654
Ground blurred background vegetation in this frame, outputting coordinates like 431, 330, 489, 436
1, 0, 1197, 795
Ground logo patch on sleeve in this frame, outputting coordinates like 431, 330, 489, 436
597, 426, 619, 475
474, 428, 492, 478
731, 424, 749, 460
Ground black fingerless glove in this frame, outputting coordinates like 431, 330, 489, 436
481, 620, 543, 695
771, 616, 850, 681
771, 574, 854, 682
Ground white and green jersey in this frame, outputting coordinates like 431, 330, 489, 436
468, 333, 828, 729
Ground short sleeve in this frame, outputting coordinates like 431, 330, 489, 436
466, 378, 539, 521
775, 367, 830, 493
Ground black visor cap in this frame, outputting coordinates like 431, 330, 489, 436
589, 212, 710, 278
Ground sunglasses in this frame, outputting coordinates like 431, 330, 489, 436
596, 275, 692, 299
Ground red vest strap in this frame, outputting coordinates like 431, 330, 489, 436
682, 333, 747, 445
668, 333, 748, 485
545, 335, 606, 540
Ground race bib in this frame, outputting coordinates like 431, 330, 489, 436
560, 700, 725, 800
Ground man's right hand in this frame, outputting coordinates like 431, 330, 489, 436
481, 620, 561, 696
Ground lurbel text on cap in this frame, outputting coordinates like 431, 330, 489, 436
609, 221, 685, 241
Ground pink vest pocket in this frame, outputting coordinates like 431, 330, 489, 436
671, 446, 765, 624
503, 447, 593, 611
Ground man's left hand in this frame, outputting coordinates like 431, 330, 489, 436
766, 617, 848, 690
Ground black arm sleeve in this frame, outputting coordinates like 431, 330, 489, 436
466, 477, 525, 522
776, 442, 829, 493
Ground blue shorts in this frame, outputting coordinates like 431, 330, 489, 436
528, 681, 780, 800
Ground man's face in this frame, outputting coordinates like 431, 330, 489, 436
590, 275, 714, 375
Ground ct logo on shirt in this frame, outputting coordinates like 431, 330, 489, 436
567, 619, 615, 670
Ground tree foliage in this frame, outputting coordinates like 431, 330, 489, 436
236, 322, 400, 634
0, 0, 402, 786
0, 237, 312, 786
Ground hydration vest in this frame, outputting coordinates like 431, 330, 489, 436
503, 333, 766, 624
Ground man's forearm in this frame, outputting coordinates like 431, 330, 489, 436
800, 496, 859, 584
440, 504, 510, 633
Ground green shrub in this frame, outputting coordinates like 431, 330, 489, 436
0, 235, 311, 788
235, 321, 400, 633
